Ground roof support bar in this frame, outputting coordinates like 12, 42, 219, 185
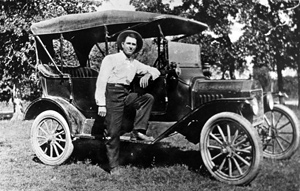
95, 43, 106, 58
104, 25, 109, 55
35, 36, 63, 75
158, 24, 165, 39
60, 34, 64, 72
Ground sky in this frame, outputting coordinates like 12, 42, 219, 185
97, 0, 182, 11
97, 0, 243, 42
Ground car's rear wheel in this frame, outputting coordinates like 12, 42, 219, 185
31, 110, 74, 165
200, 112, 262, 185
261, 104, 300, 160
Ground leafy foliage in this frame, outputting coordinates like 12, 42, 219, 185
0, 0, 103, 101
130, 0, 300, 99
236, 0, 300, 104
130, 0, 247, 79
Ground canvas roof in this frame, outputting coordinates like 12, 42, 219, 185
31, 10, 208, 39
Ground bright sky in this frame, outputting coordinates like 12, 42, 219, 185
97, 0, 242, 41
97, 0, 182, 11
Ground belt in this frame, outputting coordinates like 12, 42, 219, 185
107, 83, 130, 89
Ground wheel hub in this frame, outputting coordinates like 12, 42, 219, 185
222, 145, 234, 157
46, 133, 56, 143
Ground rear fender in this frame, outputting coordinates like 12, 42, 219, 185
24, 97, 86, 135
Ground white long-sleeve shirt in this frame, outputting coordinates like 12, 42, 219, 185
95, 51, 160, 106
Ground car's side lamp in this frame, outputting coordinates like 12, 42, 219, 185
245, 97, 259, 115
170, 62, 181, 76
264, 92, 274, 111
170, 62, 177, 69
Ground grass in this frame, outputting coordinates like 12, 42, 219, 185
0, 102, 300, 190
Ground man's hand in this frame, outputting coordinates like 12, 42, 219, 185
98, 106, 106, 117
139, 73, 151, 88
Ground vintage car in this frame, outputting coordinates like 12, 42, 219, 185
25, 10, 294, 185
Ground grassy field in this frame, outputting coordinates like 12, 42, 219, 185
0, 103, 300, 191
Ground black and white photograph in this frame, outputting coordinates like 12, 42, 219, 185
1, 0, 300, 190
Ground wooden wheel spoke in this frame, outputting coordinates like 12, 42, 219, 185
228, 158, 232, 177
55, 130, 65, 137
235, 146, 252, 154
232, 157, 243, 175
264, 115, 271, 127
45, 120, 51, 134
272, 139, 276, 154
50, 144, 53, 157
43, 146, 48, 154
217, 125, 227, 143
54, 141, 64, 151
51, 123, 60, 134
277, 135, 291, 144
227, 124, 231, 143
278, 131, 293, 135
52, 143, 60, 157
39, 126, 48, 136
219, 157, 226, 171
277, 121, 290, 131
231, 130, 240, 144
211, 152, 223, 161
56, 138, 66, 142
233, 152, 250, 166
209, 132, 223, 145
37, 135, 47, 139
273, 137, 285, 152
38, 140, 48, 147
234, 137, 247, 147
274, 113, 283, 128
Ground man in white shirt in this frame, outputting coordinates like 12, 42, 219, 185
95, 30, 160, 175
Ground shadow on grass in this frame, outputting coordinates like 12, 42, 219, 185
65, 139, 209, 176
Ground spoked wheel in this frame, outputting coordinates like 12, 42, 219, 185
200, 112, 262, 185
261, 104, 300, 160
31, 110, 74, 165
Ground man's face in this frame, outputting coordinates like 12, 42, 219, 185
121, 36, 137, 57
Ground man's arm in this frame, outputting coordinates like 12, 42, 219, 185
136, 62, 160, 88
95, 56, 113, 117
139, 73, 152, 88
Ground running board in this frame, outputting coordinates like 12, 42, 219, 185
120, 135, 154, 145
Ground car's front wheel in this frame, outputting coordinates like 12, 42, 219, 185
31, 110, 74, 165
200, 112, 262, 185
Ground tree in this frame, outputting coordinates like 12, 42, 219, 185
130, 0, 247, 79
237, 0, 300, 104
130, 0, 300, 105
0, 0, 103, 101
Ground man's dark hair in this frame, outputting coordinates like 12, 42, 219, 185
122, 33, 138, 43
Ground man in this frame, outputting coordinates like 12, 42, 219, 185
95, 30, 160, 175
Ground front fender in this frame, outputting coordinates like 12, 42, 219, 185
175, 99, 248, 143
24, 96, 86, 135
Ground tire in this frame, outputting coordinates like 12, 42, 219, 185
31, 110, 74, 165
261, 104, 300, 160
200, 112, 262, 185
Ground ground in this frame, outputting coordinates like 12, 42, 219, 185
0, 102, 300, 191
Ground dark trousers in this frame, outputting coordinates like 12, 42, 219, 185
105, 84, 154, 169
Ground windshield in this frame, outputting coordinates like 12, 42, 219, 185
168, 42, 201, 68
